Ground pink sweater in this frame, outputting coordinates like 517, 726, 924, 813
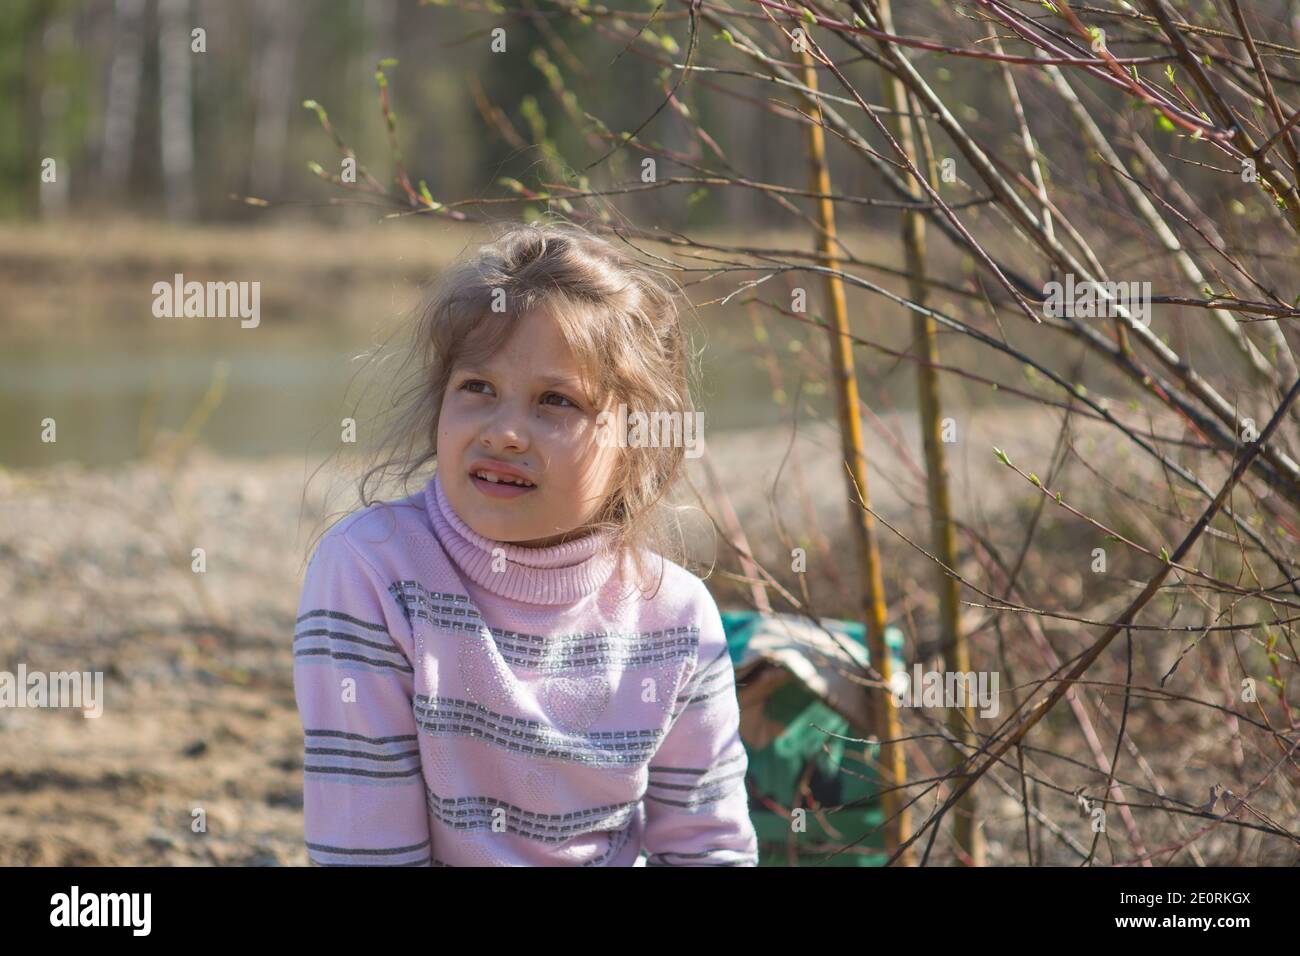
292, 472, 759, 866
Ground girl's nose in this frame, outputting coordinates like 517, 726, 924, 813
479, 405, 529, 452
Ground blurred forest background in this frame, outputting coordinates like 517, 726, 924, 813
3, 0, 856, 223
7, 0, 1297, 221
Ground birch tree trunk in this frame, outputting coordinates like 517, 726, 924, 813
101, 0, 146, 191
250, 0, 303, 198
158, 0, 195, 220
38, 16, 73, 218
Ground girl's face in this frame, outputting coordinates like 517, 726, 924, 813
436, 308, 621, 547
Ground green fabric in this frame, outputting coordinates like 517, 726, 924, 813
720, 611, 904, 867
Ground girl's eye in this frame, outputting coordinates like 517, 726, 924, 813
460, 379, 494, 395
542, 392, 579, 409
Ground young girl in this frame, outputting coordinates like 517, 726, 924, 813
293, 220, 759, 866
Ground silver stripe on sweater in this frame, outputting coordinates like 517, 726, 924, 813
412, 695, 663, 767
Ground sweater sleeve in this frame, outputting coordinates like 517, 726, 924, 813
292, 528, 432, 866
642, 585, 759, 866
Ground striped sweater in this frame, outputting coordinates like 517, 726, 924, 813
292, 471, 759, 866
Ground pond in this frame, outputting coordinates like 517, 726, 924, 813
0, 319, 858, 469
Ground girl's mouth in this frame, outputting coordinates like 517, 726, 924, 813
470, 469, 538, 499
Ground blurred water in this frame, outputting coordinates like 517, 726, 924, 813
0, 335, 363, 467
0, 321, 847, 469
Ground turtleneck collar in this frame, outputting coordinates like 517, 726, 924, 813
424, 471, 619, 606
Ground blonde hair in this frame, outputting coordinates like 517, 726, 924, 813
356, 217, 701, 597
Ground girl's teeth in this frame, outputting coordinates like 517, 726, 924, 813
476, 470, 533, 487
